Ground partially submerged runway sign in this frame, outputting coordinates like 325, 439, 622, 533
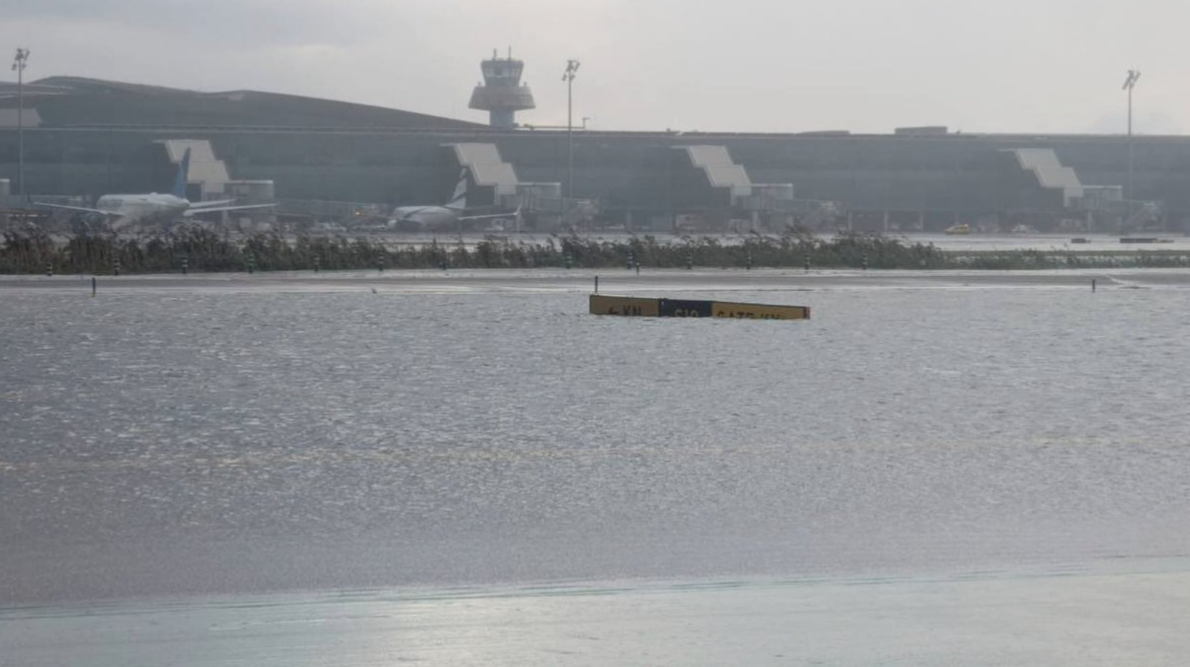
590, 295, 809, 320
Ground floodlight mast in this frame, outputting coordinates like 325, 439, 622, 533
1122, 70, 1141, 211
563, 59, 580, 202
11, 47, 30, 196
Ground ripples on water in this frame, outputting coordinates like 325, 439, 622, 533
3, 277, 1190, 603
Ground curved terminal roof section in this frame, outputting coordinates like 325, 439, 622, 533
2, 76, 486, 131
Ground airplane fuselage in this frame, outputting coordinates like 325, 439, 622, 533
390, 206, 460, 231
96, 193, 190, 223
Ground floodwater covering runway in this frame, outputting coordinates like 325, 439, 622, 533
4, 565, 1189, 667
3, 268, 1190, 664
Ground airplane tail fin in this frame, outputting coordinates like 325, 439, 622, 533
445, 169, 467, 211
172, 148, 192, 199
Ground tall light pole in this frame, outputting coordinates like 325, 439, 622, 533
1122, 69, 1141, 210
562, 59, 580, 202
11, 47, 30, 196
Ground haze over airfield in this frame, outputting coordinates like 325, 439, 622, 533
3, 0, 1186, 134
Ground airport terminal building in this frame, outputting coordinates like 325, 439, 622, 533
2, 68, 1189, 233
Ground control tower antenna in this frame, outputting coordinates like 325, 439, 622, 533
469, 49, 536, 129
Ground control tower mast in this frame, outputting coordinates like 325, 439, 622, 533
469, 48, 535, 129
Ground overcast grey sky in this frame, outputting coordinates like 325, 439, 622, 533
3, 0, 1186, 134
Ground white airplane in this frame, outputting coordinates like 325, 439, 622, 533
389, 169, 520, 232
35, 148, 275, 228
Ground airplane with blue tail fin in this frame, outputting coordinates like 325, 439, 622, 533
34, 148, 275, 228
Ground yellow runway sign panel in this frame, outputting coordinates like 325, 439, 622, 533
590, 295, 809, 320
590, 295, 660, 317
711, 301, 810, 320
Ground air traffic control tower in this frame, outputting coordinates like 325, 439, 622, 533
468, 49, 535, 129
